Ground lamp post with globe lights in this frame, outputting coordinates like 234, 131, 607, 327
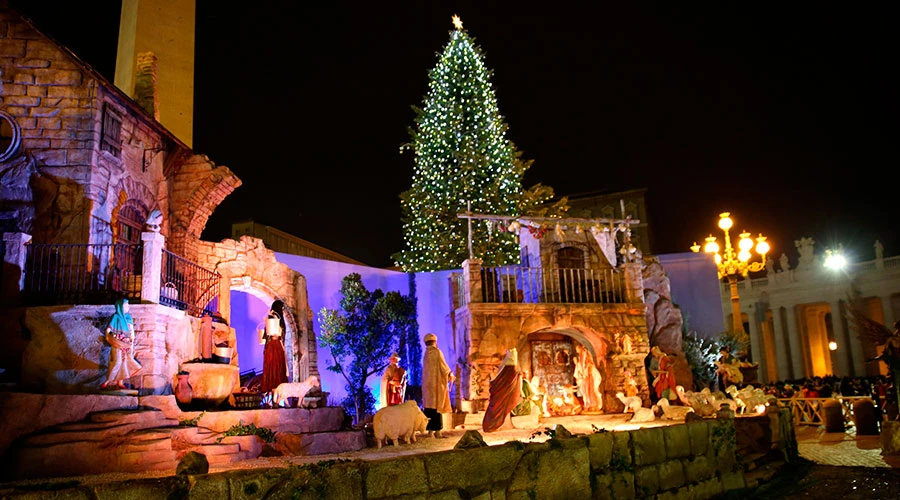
691, 212, 770, 336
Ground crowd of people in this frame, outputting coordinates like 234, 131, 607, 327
755, 374, 898, 419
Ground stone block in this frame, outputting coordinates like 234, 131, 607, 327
93, 476, 189, 500
881, 420, 900, 455
632, 426, 666, 465
663, 423, 691, 459
687, 420, 709, 456
425, 442, 523, 491
34, 69, 82, 86
366, 456, 429, 499
681, 455, 714, 483
584, 431, 614, 470
612, 430, 632, 465
186, 474, 230, 499
507, 441, 591, 499
634, 464, 659, 497
720, 470, 746, 491
657, 459, 685, 491
276, 430, 365, 456
609, 470, 635, 499
223, 469, 286, 500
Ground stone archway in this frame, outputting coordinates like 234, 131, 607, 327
196, 236, 315, 386
515, 326, 613, 414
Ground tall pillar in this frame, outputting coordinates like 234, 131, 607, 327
217, 268, 231, 324
829, 300, 851, 377
623, 262, 644, 304
772, 305, 791, 381
1, 232, 31, 304
462, 258, 482, 305
837, 300, 866, 376
784, 305, 805, 379
882, 295, 897, 332
141, 231, 165, 304
747, 302, 764, 380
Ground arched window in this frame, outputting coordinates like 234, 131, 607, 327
117, 200, 149, 245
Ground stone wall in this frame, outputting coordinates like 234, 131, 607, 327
18, 303, 214, 395
455, 301, 652, 411
0, 5, 240, 257
0, 419, 753, 499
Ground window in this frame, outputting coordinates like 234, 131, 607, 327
101, 103, 122, 158
116, 200, 148, 245
557, 247, 584, 269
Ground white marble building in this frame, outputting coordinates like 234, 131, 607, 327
722, 239, 899, 383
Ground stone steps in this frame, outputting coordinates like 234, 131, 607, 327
3, 406, 355, 480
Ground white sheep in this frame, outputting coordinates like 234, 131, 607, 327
272, 376, 320, 408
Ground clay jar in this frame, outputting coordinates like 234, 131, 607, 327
175, 371, 193, 405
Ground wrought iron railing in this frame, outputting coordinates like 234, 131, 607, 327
480, 266, 625, 304
161, 249, 220, 317
23, 242, 142, 305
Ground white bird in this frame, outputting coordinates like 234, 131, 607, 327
145, 209, 163, 232
616, 391, 643, 413
656, 398, 695, 420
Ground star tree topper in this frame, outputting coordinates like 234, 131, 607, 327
452, 14, 463, 30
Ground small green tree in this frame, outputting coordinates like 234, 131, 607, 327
318, 273, 417, 423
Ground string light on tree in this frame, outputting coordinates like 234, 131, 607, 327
393, 15, 563, 272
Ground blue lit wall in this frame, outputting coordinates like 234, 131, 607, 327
230, 290, 270, 377
655, 252, 726, 339
274, 253, 456, 405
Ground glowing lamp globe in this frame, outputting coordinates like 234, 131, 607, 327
718, 213, 733, 230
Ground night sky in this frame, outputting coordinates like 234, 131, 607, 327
12, 1, 899, 268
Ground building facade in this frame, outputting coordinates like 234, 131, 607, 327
723, 240, 900, 383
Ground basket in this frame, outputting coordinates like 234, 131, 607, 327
232, 391, 262, 410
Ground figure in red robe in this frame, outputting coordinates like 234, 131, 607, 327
482, 349, 522, 432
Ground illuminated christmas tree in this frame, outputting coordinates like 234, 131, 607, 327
394, 15, 563, 272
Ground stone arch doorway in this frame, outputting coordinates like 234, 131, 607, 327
228, 280, 302, 385
514, 326, 611, 414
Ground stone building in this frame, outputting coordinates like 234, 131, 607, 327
721, 239, 900, 383
0, 3, 317, 395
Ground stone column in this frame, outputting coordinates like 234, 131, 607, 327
882, 295, 896, 334
747, 302, 764, 379
141, 231, 165, 304
217, 268, 231, 324
834, 299, 866, 376
294, 273, 311, 382
784, 305, 805, 379
623, 262, 644, 304
772, 305, 790, 381
829, 299, 851, 377
462, 258, 482, 305
1, 232, 31, 304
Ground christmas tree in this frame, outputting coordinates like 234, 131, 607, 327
394, 15, 564, 272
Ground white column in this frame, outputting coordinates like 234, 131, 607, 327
1, 232, 31, 303
772, 306, 791, 381
829, 300, 851, 377
837, 299, 866, 376
747, 302, 764, 381
784, 305, 805, 379
882, 295, 896, 332
141, 231, 165, 304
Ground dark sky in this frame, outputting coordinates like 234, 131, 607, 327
12, 1, 900, 268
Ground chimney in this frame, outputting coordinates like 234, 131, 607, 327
134, 52, 160, 121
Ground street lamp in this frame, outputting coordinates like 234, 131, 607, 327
691, 212, 770, 334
